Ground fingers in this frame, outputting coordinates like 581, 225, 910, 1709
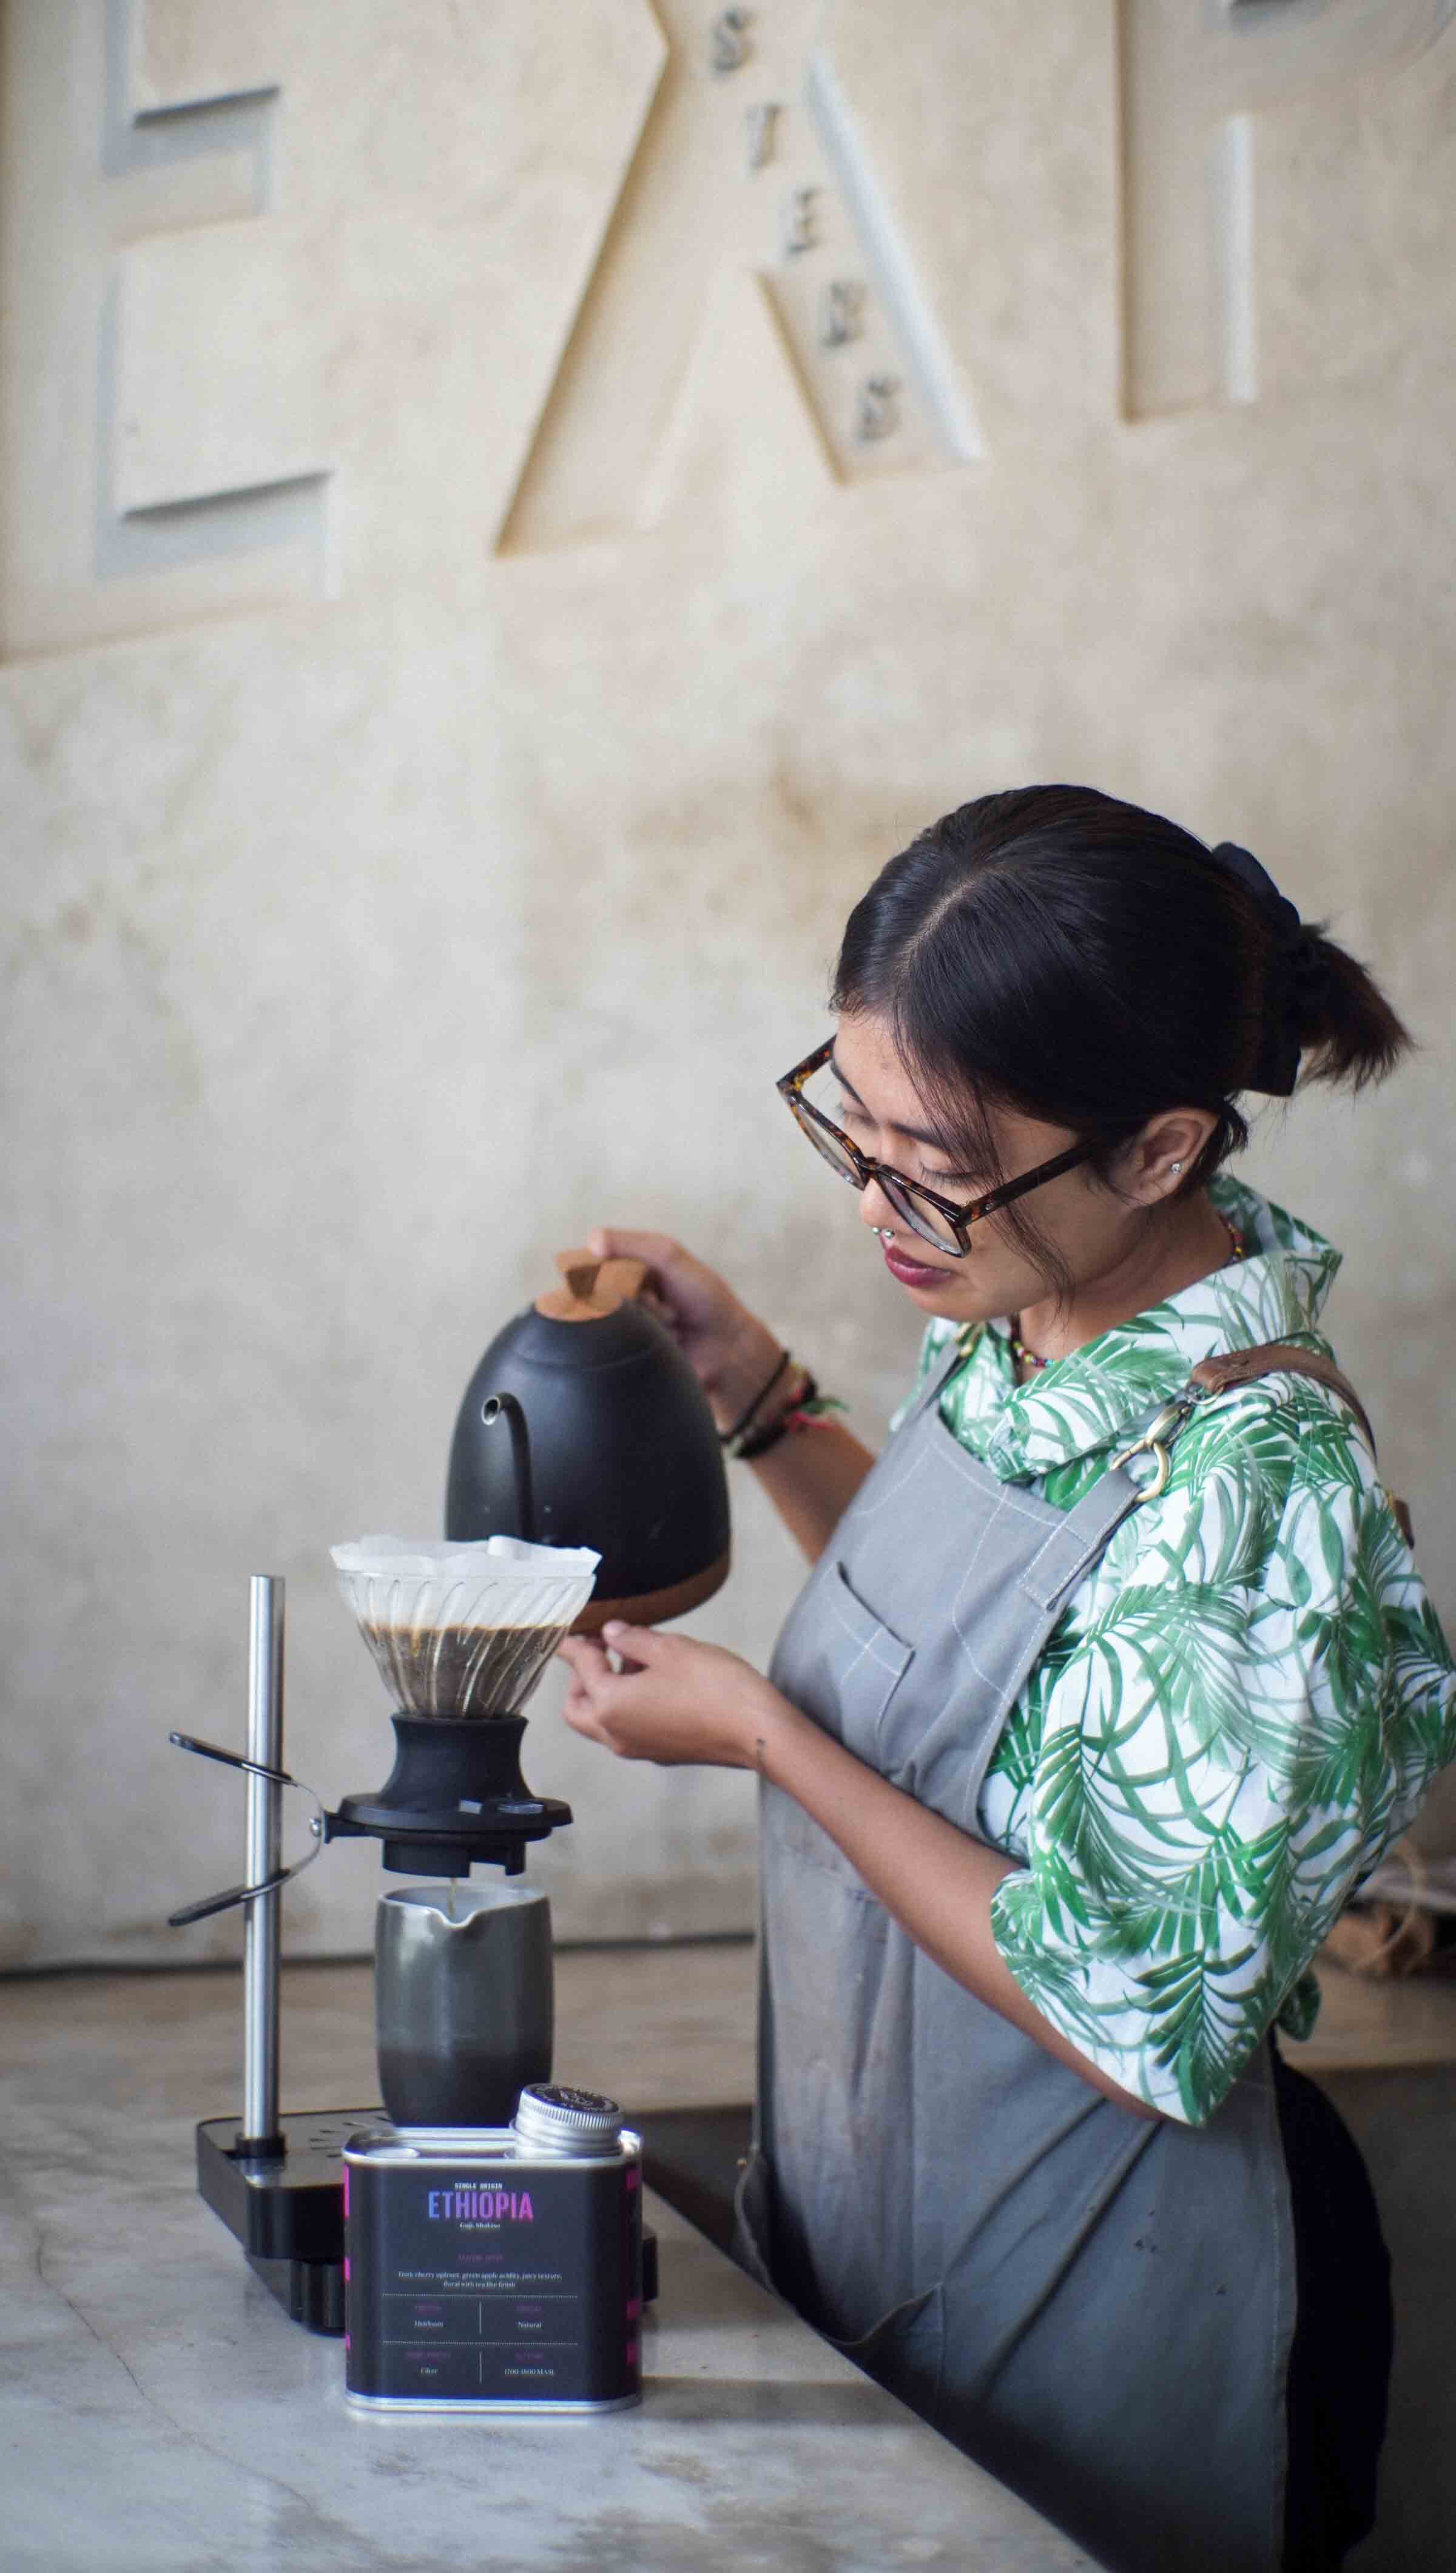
585, 1228, 681, 1271
601, 1620, 662, 1673
557, 1629, 651, 1714
560, 1685, 611, 1745
556, 1626, 674, 1760
556, 1634, 611, 1685
560, 1666, 640, 1756
557, 1639, 617, 1745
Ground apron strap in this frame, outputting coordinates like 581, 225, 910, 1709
1108, 1340, 1416, 1539
1014, 1464, 1148, 1615
900, 1327, 980, 1430
914, 1331, 1412, 1547
916, 1333, 1375, 1449
1189, 1345, 1414, 1545
1188, 1342, 1378, 1459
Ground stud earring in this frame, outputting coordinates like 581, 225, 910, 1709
1169, 1161, 1184, 1175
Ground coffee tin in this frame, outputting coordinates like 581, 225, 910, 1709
343, 2090, 642, 2413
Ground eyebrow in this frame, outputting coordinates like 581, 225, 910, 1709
828, 1052, 954, 1152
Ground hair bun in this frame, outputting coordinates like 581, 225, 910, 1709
1288, 932, 1328, 1004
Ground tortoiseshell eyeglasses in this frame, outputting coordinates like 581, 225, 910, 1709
775, 1038, 1092, 1259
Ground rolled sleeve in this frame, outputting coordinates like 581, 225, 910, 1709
987, 1410, 1454, 2125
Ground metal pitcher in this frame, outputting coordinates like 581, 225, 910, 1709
374, 1881, 553, 2128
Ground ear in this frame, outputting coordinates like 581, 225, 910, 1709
1121, 1108, 1220, 1203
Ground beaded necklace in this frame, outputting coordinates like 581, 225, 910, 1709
1009, 1210, 1247, 1376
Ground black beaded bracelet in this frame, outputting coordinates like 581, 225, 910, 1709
719, 1348, 790, 1450
735, 1370, 821, 1462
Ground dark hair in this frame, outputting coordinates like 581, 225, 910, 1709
831, 785, 1412, 1294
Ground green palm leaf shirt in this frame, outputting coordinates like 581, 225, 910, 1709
898, 1174, 1456, 2125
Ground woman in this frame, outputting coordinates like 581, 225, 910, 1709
558, 787, 1456, 2573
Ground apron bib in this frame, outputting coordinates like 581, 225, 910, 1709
736, 1347, 1294, 2573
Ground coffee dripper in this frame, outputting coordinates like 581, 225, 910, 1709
164, 1246, 730, 2333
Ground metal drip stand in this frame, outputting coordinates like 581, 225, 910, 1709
242, 1575, 283, 2154
180, 1577, 380, 2336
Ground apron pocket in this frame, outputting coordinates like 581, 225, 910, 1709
737, 2142, 946, 2427
829, 2282, 946, 2426
826, 1562, 914, 1767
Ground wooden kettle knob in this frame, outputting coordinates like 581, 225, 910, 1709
534, 1248, 653, 1324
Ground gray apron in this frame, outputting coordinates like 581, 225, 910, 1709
735, 1344, 1294, 2573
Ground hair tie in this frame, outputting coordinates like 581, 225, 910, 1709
1206, 840, 1304, 1095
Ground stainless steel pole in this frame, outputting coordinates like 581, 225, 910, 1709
241, 1574, 285, 2151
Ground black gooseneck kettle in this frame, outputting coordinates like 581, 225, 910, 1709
445, 1249, 731, 1630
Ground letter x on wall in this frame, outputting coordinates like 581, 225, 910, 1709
3, 0, 1454, 650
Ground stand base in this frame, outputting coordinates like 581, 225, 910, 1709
197, 2107, 659, 2339
196, 2108, 383, 2338
244, 2247, 347, 2335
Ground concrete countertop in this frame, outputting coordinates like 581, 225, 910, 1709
2, 1950, 1094, 2573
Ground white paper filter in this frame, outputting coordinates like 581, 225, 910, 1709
331, 1534, 600, 1718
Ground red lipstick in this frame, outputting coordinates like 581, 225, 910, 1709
881, 1240, 953, 1291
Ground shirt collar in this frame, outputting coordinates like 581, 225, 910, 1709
940, 1177, 1343, 1482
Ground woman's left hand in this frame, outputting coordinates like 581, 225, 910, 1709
556, 1623, 789, 1770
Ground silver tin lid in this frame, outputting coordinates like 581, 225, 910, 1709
511, 2083, 623, 2157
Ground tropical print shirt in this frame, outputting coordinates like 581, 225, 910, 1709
898, 1174, 1456, 2126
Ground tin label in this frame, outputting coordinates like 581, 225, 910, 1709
346, 2154, 641, 2404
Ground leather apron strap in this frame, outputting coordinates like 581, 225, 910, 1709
1114, 1341, 1414, 1548
1189, 1342, 1378, 1459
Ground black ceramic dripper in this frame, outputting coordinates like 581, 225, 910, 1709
327, 1714, 570, 1876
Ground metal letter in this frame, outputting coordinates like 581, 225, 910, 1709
820, 279, 866, 347
744, 101, 779, 170
783, 184, 818, 256
855, 374, 900, 441
710, 10, 752, 75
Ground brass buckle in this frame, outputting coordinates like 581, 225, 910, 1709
1107, 1395, 1193, 1502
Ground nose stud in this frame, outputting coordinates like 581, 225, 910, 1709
877, 1228, 895, 1242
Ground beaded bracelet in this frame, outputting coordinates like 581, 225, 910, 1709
718, 1348, 791, 1452
735, 1370, 847, 1462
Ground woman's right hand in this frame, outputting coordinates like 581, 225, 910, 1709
584, 1227, 783, 1434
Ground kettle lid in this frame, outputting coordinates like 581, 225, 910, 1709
534, 1248, 653, 1325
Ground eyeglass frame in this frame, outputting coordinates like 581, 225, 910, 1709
775, 1037, 1094, 1259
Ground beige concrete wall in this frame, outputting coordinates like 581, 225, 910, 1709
3, 0, 1454, 1968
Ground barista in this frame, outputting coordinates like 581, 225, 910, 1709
558, 786, 1456, 2573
